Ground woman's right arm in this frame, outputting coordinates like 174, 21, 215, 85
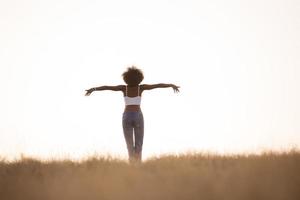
141, 84, 180, 93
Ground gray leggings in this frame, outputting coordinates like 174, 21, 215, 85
122, 111, 144, 162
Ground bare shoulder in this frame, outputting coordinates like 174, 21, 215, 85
140, 84, 152, 90
140, 84, 149, 91
116, 85, 126, 92
116, 85, 126, 89
104, 85, 126, 92
140, 84, 164, 90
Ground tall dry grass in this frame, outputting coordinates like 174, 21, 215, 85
1, 151, 300, 200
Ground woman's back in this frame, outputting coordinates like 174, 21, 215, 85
124, 85, 142, 97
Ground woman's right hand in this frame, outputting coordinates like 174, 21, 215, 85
171, 84, 180, 93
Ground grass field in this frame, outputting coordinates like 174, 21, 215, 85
1, 151, 300, 200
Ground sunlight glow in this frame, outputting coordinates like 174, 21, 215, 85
0, 0, 299, 160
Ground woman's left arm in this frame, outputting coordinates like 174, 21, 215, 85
85, 85, 124, 96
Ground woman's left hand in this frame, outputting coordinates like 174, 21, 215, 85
85, 89, 94, 96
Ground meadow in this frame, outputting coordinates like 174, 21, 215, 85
1, 151, 300, 200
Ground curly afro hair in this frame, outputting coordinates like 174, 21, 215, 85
122, 66, 144, 86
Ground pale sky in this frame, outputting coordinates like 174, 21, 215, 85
0, 0, 299, 160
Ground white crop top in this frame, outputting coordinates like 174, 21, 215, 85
124, 85, 141, 106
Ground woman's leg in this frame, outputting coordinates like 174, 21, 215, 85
122, 112, 135, 162
133, 112, 144, 162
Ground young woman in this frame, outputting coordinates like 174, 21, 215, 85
85, 66, 180, 163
